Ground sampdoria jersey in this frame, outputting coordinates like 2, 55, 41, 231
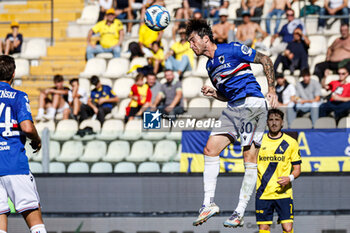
0, 82, 32, 176
206, 42, 264, 104
256, 133, 302, 200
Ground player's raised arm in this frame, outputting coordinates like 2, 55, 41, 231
201, 85, 229, 102
20, 120, 41, 153
253, 51, 278, 108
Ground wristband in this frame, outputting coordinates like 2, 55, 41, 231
289, 174, 295, 182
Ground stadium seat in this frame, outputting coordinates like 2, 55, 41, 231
338, 117, 350, 128
173, 144, 181, 162
182, 77, 203, 98
67, 162, 89, 173
290, 118, 313, 129
35, 120, 55, 136
24, 141, 34, 161
32, 140, 60, 162
310, 54, 326, 74
207, 99, 226, 118
305, 17, 318, 35
114, 162, 137, 173
138, 162, 160, 173
186, 97, 211, 119
256, 76, 268, 96
113, 78, 134, 99
100, 78, 113, 87
308, 36, 327, 56
162, 162, 180, 173
14, 58, 29, 78
76, 4, 100, 24
119, 119, 142, 140
166, 127, 182, 140
103, 140, 130, 162
324, 75, 339, 86
96, 119, 124, 140
193, 57, 208, 77
284, 75, 297, 86
79, 140, 107, 162
129, 57, 148, 70
79, 78, 91, 92
49, 162, 66, 173
142, 120, 170, 140
150, 140, 177, 162
126, 140, 153, 162
112, 98, 130, 119
79, 58, 107, 78
314, 117, 336, 129
103, 58, 130, 78
21, 39, 47, 59
204, 78, 215, 89
96, 53, 114, 59
56, 141, 84, 162
327, 34, 340, 47
90, 162, 113, 173
29, 162, 43, 173
251, 63, 264, 76
73, 119, 101, 141
51, 119, 78, 141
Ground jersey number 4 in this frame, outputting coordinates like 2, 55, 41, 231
0, 103, 18, 137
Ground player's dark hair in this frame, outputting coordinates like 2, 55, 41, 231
90, 75, 100, 86
53, 74, 64, 83
0, 55, 16, 81
268, 109, 284, 120
300, 68, 310, 77
69, 78, 79, 85
186, 19, 215, 43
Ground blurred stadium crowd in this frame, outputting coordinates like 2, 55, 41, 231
0, 0, 349, 173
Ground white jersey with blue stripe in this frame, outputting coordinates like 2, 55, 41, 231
0, 82, 32, 176
206, 42, 264, 103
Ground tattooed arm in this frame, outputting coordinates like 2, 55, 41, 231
253, 51, 278, 108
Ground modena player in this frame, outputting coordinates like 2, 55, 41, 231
256, 109, 301, 233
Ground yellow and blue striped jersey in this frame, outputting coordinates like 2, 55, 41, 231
256, 133, 302, 200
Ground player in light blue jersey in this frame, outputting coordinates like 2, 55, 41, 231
0, 55, 47, 233
186, 19, 278, 228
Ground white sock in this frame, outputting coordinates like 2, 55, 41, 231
0, 230, 7, 233
203, 155, 220, 206
37, 108, 44, 116
30, 224, 47, 233
46, 107, 56, 117
235, 162, 257, 216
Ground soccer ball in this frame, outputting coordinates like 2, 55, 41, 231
144, 5, 170, 31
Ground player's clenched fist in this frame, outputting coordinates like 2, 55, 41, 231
201, 85, 216, 97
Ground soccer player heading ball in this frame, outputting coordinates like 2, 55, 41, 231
0, 55, 47, 233
186, 19, 278, 228
256, 109, 301, 233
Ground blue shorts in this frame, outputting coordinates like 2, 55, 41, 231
256, 197, 294, 225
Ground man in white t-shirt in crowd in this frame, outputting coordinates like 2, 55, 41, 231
63, 78, 88, 121
275, 73, 296, 124
317, 0, 348, 33
287, 69, 322, 127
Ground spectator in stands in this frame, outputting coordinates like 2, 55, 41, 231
36, 74, 70, 121
172, 0, 192, 41
212, 8, 234, 44
270, 8, 306, 55
80, 75, 119, 124
236, 11, 268, 49
98, 0, 114, 21
125, 73, 152, 122
317, 0, 349, 33
138, 20, 164, 58
300, 0, 321, 17
64, 78, 89, 121
0, 22, 23, 55
165, 23, 194, 79
265, 0, 291, 35
86, 8, 124, 60
236, 0, 265, 24
204, 0, 230, 22
115, 0, 133, 34
149, 41, 164, 74
146, 72, 161, 104
192, 9, 204, 20
274, 28, 310, 74
128, 41, 144, 61
287, 69, 322, 127
319, 66, 350, 122
275, 73, 296, 108
314, 24, 350, 83
151, 69, 184, 119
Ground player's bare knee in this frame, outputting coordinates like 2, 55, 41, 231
282, 224, 293, 232
203, 146, 218, 157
